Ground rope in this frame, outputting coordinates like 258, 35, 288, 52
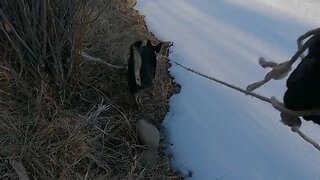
173, 61, 271, 103
168, 58, 320, 152
293, 127, 320, 150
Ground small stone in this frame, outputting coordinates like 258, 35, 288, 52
136, 119, 160, 149
138, 150, 158, 170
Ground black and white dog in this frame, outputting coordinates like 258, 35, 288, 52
127, 40, 162, 105
284, 33, 320, 125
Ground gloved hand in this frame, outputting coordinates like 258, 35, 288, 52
280, 112, 302, 130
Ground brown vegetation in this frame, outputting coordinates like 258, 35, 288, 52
0, 0, 179, 179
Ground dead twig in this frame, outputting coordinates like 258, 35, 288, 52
0, 9, 37, 61
81, 52, 125, 69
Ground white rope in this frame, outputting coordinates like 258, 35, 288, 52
292, 127, 320, 151
246, 28, 320, 92
167, 58, 320, 152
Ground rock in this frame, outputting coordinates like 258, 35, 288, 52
138, 150, 158, 170
136, 119, 160, 149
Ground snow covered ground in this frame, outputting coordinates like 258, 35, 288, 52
136, 0, 320, 179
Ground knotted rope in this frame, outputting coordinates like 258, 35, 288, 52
159, 54, 320, 151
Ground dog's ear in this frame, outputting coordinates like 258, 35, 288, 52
154, 42, 163, 53
146, 40, 152, 46
132, 40, 143, 48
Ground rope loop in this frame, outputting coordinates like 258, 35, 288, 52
169, 59, 320, 152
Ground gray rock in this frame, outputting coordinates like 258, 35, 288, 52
138, 150, 158, 170
136, 119, 160, 149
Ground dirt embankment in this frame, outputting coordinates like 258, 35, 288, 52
0, 0, 180, 179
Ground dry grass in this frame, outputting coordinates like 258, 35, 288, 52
0, 0, 180, 179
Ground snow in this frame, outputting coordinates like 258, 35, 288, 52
136, 0, 320, 179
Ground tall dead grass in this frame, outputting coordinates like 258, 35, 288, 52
0, 0, 180, 179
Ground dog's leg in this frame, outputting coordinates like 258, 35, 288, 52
145, 86, 155, 97
135, 94, 141, 104
132, 94, 141, 110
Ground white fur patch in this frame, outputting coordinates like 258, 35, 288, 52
133, 46, 142, 86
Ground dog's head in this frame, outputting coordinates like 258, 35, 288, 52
128, 39, 163, 93
145, 40, 162, 54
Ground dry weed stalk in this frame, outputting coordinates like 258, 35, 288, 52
0, 0, 109, 85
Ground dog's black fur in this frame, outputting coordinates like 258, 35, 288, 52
127, 40, 162, 99
284, 34, 320, 125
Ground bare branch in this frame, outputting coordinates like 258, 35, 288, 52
0, 9, 37, 60
81, 52, 125, 69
